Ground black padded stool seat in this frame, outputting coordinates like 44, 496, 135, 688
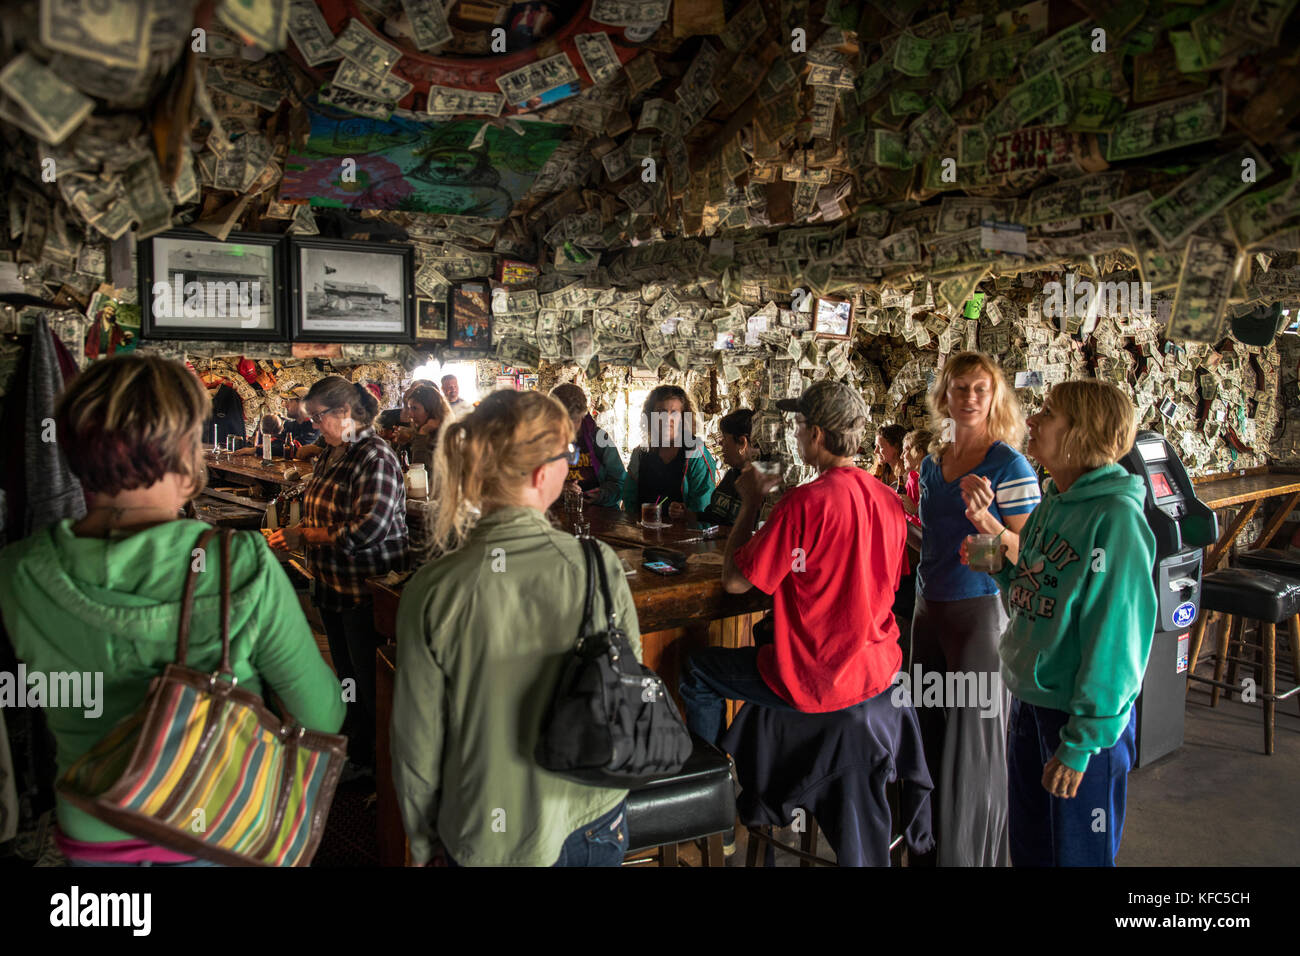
623, 734, 734, 866
1235, 548, 1300, 580
1189, 567, 1300, 754
1200, 568, 1300, 623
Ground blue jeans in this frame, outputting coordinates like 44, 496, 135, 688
68, 858, 221, 867
1007, 698, 1136, 867
679, 646, 795, 747
446, 800, 629, 867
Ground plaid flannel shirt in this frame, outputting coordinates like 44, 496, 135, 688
302, 429, 409, 611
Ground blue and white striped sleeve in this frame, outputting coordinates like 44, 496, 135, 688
994, 458, 1041, 516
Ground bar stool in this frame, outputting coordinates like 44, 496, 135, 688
622, 735, 736, 867
719, 694, 933, 867
744, 793, 907, 867
1186, 567, 1300, 754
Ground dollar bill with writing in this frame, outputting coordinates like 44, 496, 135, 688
720, 0, 766, 51
333, 59, 413, 102
319, 84, 392, 119
41, 0, 150, 68
0, 53, 94, 145
427, 86, 505, 117
288, 0, 341, 65
1227, 0, 1299, 44
332, 19, 401, 75
892, 32, 932, 76
591, 0, 670, 26
983, 69, 1064, 138
575, 32, 620, 85
1024, 170, 1125, 225
497, 52, 580, 105
1109, 192, 1183, 290
401, 0, 453, 51
1226, 175, 1300, 248
871, 129, 913, 169
907, 102, 955, 159
1168, 236, 1238, 343
1106, 86, 1225, 161
1141, 145, 1270, 248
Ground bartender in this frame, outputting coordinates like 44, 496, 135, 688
281, 385, 325, 460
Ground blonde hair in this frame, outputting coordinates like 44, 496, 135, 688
903, 428, 933, 459
926, 351, 1025, 460
432, 389, 571, 551
1043, 380, 1137, 470
56, 354, 209, 498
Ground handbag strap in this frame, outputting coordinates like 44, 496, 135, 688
576, 536, 598, 648
586, 537, 619, 632
175, 526, 234, 677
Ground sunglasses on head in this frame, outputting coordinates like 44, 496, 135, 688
541, 442, 581, 467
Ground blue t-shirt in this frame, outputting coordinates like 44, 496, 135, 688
918, 441, 1041, 601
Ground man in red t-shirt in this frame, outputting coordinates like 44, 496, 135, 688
679, 380, 908, 745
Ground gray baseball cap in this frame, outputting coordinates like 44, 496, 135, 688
775, 380, 868, 433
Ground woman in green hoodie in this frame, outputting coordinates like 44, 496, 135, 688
0, 355, 345, 866
963, 379, 1156, 867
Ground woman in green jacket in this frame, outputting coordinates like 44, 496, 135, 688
0, 355, 344, 866
962, 379, 1157, 867
622, 384, 718, 519
392, 389, 642, 866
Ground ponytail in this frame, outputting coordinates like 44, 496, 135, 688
432, 390, 571, 552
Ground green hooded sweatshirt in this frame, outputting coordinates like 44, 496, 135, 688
0, 519, 345, 844
994, 464, 1157, 773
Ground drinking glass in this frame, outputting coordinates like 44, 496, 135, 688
641, 502, 662, 527
966, 533, 1003, 573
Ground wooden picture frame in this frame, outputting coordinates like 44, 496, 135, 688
813, 295, 854, 340
138, 229, 287, 341
289, 238, 414, 344
450, 283, 492, 350
415, 295, 448, 342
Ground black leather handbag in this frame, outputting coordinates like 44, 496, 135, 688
535, 538, 693, 788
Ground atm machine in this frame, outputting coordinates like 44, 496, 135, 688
1119, 431, 1219, 767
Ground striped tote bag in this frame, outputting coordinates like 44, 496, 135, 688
58, 526, 347, 866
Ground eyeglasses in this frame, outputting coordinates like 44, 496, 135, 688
308, 406, 344, 425
542, 442, 581, 467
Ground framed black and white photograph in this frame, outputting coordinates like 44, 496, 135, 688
290, 238, 414, 343
813, 295, 854, 340
138, 230, 286, 341
415, 296, 448, 341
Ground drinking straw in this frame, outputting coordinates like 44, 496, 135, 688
654, 495, 665, 507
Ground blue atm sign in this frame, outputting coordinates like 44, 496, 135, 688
1173, 601, 1197, 628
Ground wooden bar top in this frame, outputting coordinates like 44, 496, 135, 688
368, 505, 770, 638
1195, 472, 1300, 509
204, 451, 313, 486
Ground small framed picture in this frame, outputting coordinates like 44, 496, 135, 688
290, 238, 414, 343
138, 229, 286, 341
451, 284, 492, 350
813, 295, 854, 340
415, 296, 447, 341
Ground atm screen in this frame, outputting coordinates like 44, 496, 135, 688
1150, 471, 1175, 499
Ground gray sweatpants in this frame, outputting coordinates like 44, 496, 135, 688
910, 593, 1011, 867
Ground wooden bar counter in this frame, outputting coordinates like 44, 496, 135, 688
368, 504, 772, 866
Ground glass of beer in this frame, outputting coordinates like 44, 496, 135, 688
966, 533, 1003, 573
